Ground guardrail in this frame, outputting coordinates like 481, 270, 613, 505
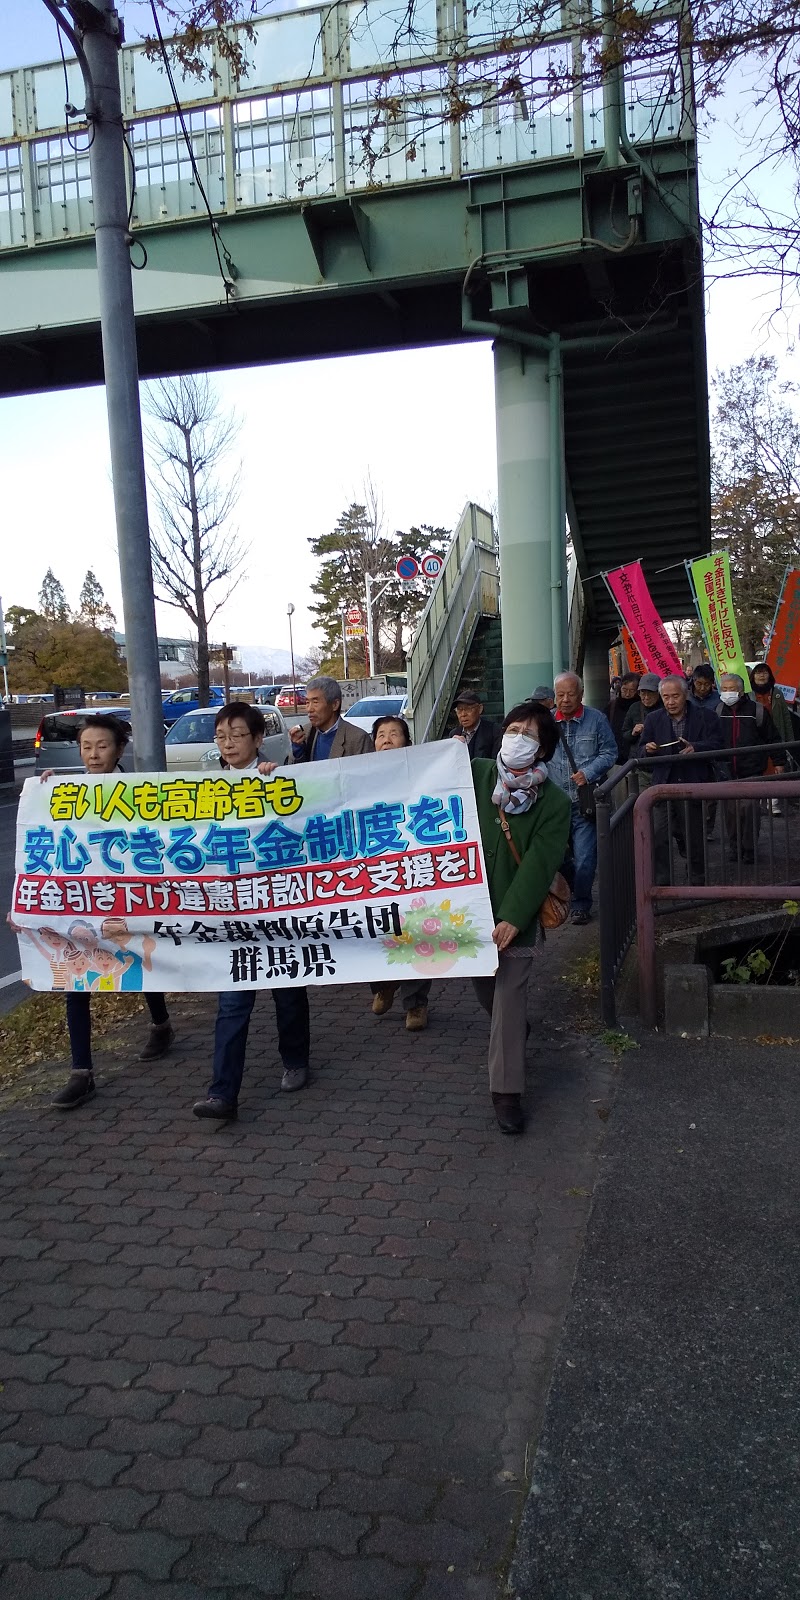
595, 741, 800, 1026
0, 2, 689, 251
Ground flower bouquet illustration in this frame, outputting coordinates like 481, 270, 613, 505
383, 897, 482, 976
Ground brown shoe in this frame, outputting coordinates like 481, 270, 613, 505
405, 1005, 428, 1032
491, 1093, 524, 1135
372, 986, 397, 1016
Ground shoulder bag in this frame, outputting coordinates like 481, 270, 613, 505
557, 723, 597, 820
498, 813, 571, 932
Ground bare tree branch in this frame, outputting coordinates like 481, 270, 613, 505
144, 373, 248, 705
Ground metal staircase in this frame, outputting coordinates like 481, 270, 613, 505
406, 509, 587, 744
406, 505, 499, 745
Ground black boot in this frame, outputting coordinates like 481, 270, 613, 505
139, 1022, 175, 1062
52, 1072, 96, 1110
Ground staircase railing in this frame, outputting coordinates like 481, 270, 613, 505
406, 504, 498, 744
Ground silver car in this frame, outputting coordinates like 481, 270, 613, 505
34, 704, 291, 773
34, 706, 134, 774
164, 706, 291, 769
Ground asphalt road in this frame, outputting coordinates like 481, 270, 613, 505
0, 783, 26, 1017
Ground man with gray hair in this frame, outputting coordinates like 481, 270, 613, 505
288, 676, 373, 762
640, 673, 723, 883
717, 673, 783, 862
548, 672, 617, 923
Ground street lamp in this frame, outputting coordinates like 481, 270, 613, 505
287, 603, 297, 711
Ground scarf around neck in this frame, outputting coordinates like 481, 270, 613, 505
492, 753, 548, 814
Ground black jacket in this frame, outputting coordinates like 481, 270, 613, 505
639, 702, 724, 784
452, 717, 502, 761
717, 697, 781, 778
604, 696, 641, 761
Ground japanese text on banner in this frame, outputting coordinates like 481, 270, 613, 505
12, 742, 498, 993
688, 553, 750, 686
604, 563, 683, 676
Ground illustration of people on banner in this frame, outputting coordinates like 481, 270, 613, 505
13, 742, 498, 993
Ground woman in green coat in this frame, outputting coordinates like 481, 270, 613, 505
471, 700, 571, 1135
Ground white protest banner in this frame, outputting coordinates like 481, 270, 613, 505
12, 742, 498, 993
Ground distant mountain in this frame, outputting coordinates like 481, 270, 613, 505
237, 644, 295, 677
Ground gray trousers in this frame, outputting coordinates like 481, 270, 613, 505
370, 979, 431, 1011
472, 947, 536, 1095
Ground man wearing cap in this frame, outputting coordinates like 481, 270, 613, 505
451, 691, 502, 760
532, 686, 555, 710
621, 672, 661, 762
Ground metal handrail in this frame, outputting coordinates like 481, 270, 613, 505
406, 503, 498, 745
595, 738, 800, 1025
634, 779, 800, 1028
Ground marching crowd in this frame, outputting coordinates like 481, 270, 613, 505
32, 661, 793, 1136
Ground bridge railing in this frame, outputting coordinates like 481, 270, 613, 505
0, 2, 691, 250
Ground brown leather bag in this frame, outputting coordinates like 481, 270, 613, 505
497, 814, 571, 931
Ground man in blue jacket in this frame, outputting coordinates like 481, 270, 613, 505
640, 675, 724, 884
548, 672, 618, 923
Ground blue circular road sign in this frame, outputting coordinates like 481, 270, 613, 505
396, 555, 420, 581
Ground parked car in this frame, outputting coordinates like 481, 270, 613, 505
161, 686, 226, 726
275, 685, 307, 712
251, 684, 288, 706
343, 694, 408, 734
34, 706, 133, 774
164, 706, 291, 770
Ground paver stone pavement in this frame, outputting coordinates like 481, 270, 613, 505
0, 936, 615, 1596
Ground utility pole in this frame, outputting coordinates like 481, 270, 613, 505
60, 0, 166, 770
339, 607, 349, 679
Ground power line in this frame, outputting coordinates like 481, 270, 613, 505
148, 0, 238, 301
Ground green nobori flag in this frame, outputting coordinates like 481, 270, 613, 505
687, 552, 750, 685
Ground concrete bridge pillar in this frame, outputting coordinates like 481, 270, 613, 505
581, 627, 614, 710
493, 340, 565, 709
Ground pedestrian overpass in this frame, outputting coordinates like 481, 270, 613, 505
0, 1, 709, 701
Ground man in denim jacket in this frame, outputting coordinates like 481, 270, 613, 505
547, 672, 618, 923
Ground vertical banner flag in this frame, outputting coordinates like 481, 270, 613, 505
765, 567, 800, 703
604, 563, 683, 676
621, 626, 646, 676
12, 742, 498, 994
687, 553, 750, 687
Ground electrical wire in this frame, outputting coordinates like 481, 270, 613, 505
122, 129, 148, 269
148, 0, 238, 300
55, 7, 95, 153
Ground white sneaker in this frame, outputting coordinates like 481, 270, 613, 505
771, 798, 783, 816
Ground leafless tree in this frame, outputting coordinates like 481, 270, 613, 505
144, 374, 247, 707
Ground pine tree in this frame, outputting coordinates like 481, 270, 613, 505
77, 569, 116, 630
309, 492, 450, 673
38, 569, 70, 624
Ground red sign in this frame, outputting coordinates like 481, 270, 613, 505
766, 568, 800, 702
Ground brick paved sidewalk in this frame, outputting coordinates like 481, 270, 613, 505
0, 944, 614, 1599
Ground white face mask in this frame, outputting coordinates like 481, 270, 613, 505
720, 690, 740, 706
501, 732, 540, 769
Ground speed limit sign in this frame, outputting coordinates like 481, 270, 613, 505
420, 552, 444, 579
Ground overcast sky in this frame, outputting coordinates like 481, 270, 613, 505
1, 3, 797, 655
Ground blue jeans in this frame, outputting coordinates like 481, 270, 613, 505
207, 988, 310, 1106
562, 808, 597, 915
